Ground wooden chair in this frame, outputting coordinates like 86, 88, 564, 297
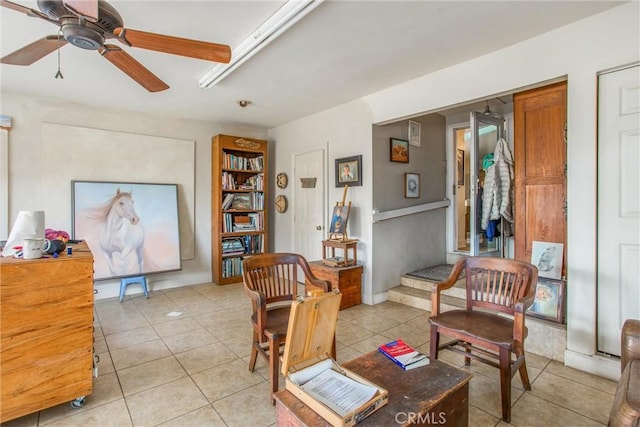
241, 253, 331, 404
428, 256, 538, 423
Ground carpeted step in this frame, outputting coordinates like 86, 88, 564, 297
405, 264, 464, 282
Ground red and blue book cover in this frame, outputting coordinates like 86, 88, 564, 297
378, 339, 429, 370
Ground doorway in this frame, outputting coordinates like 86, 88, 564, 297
293, 148, 326, 262
452, 108, 506, 256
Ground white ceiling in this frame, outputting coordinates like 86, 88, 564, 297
0, 1, 625, 129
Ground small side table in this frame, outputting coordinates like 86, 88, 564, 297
321, 239, 358, 267
274, 351, 472, 427
309, 260, 362, 310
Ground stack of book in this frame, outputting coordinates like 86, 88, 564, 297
222, 238, 245, 256
378, 339, 429, 370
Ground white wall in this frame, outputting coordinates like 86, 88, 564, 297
2, 93, 266, 299
269, 2, 639, 377
371, 115, 447, 298
268, 100, 375, 301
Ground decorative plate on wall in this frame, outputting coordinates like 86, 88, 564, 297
275, 195, 288, 213
276, 172, 288, 189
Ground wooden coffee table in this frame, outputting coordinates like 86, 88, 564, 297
274, 350, 472, 426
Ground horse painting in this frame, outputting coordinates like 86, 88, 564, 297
89, 189, 145, 277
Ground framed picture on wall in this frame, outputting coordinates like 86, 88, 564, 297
335, 155, 362, 187
408, 120, 421, 147
405, 173, 420, 198
390, 138, 409, 163
527, 278, 565, 323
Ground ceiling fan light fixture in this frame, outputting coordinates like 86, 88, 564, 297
61, 23, 104, 49
199, 0, 324, 89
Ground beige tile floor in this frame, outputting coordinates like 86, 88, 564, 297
3, 282, 617, 427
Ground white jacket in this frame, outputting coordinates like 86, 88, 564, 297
481, 138, 514, 231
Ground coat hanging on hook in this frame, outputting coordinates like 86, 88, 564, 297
481, 137, 514, 238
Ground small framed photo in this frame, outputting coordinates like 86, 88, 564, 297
531, 241, 564, 279
408, 120, 421, 147
390, 138, 409, 163
527, 278, 565, 323
335, 155, 362, 187
404, 173, 420, 198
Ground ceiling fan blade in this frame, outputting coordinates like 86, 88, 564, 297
1, 35, 67, 65
1, 0, 59, 23
1, 0, 31, 13
99, 45, 169, 92
113, 28, 231, 64
63, 0, 98, 22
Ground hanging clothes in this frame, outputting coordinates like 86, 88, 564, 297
481, 138, 514, 235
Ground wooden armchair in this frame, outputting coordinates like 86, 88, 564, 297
428, 256, 538, 423
241, 253, 331, 404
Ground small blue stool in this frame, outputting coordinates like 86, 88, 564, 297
119, 275, 149, 302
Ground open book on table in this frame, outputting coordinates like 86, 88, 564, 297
378, 339, 429, 370
288, 359, 378, 417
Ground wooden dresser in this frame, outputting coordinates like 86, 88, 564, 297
0, 242, 94, 423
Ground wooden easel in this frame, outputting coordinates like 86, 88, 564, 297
327, 186, 351, 241
322, 186, 358, 267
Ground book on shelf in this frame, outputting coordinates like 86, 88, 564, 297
221, 193, 234, 210
378, 339, 429, 370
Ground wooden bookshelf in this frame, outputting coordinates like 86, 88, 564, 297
212, 134, 268, 284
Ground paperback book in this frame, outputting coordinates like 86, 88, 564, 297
378, 339, 429, 370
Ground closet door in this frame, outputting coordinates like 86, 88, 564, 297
514, 81, 567, 273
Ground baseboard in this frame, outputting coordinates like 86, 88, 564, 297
564, 349, 620, 381
369, 291, 388, 305
94, 272, 212, 301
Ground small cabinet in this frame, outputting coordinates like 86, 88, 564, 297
212, 134, 268, 284
308, 261, 362, 310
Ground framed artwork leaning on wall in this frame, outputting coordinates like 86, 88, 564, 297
72, 180, 182, 280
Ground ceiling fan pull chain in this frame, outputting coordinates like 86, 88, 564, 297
55, 32, 64, 79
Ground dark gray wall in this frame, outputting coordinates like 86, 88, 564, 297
371, 114, 447, 295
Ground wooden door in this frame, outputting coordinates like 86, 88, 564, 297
514, 82, 567, 272
597, 64, 640, 355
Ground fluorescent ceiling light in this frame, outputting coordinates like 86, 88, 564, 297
199, 0, 324, 89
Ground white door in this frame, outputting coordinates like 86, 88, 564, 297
294, 149, 326, 262
597, 64, 640, 356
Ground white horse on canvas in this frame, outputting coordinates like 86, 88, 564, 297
90, 188, 145, 276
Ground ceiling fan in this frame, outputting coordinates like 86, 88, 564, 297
1, 0, 232, 92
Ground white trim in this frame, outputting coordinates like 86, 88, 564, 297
372, 199, 450, 223
564, 349, 620, 381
